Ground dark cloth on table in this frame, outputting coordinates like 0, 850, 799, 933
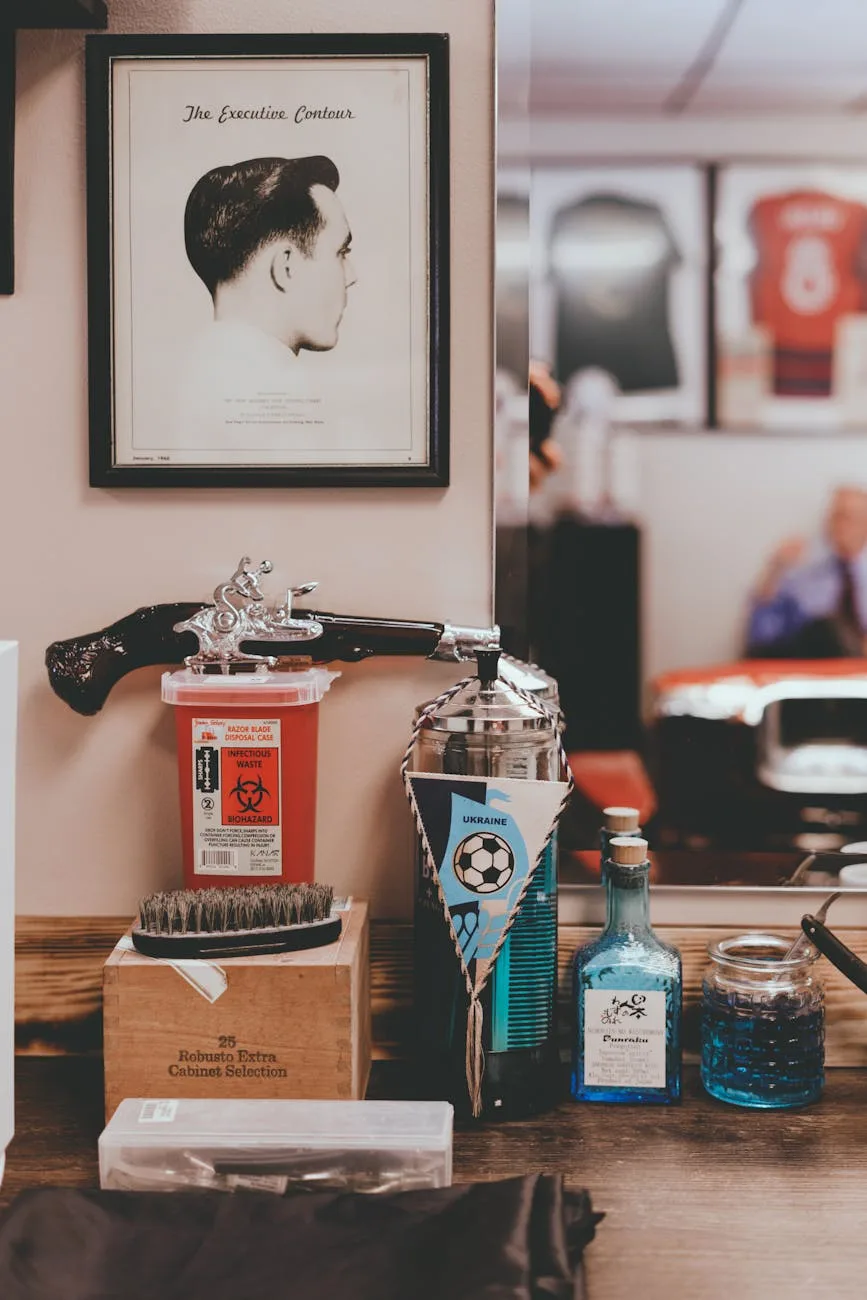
0, 1174, 599, 1299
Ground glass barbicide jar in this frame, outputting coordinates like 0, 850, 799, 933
410, 654, 561, 1121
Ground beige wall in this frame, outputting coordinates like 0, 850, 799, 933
3, 0, 494, 917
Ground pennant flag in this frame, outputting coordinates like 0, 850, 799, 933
405, 772, 570, 1115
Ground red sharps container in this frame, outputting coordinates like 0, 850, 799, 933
162, 667, 338, 889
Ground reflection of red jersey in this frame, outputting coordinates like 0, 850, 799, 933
749, 190, 867, 396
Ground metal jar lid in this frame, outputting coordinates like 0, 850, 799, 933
418, 649, 554, 735
498, 654, 560, 709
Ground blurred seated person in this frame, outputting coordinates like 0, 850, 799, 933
746, 486, 867, 658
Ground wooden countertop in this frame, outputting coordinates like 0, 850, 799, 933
3, 1058, 867, 1299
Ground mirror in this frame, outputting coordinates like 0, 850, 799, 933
496, 0, 867, 893
494, 0, 531, 660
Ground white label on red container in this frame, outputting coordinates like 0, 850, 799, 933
191, 718, 281, 876
583, 989, 666, 1089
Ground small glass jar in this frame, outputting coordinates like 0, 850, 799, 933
700, 933, 824, 1109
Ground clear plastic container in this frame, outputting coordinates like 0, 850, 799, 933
99, 1097, 453, 1194
162, 668, 337, 888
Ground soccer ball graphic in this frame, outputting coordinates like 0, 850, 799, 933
453, 833, 514, 894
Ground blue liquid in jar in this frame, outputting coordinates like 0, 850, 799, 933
700, 982, 824, 1109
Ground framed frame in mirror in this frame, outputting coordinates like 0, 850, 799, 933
714, 162, 867, 433
531, 163, 709, 428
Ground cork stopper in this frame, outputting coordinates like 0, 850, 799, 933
609, 836, 648, 866
603, 806, 640, 833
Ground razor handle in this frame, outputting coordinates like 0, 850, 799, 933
45, 604, 445, 716
801, 917, 867, 996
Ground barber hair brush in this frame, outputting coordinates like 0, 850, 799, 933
132, 883, 341, 959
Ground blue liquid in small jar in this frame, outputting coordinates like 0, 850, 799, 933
700, 935, 824, 1109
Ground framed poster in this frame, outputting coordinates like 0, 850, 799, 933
86, 34, 449, 487
715, 163, 867, 432
529, 164, 708, 427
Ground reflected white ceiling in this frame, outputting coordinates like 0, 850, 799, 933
512, 0, 867, 114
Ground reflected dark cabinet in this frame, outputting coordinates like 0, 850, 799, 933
532, 517, 641, 752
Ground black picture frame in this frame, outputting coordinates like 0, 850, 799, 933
86, 33, 450, 487
0, 29, 14, 297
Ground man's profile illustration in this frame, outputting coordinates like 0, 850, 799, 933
175, 154, 357, 448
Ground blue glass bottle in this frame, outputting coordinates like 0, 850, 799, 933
572, 837, 681, 1104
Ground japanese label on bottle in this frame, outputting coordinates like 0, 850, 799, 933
583, 989, 667, 1089
191, 719, 281, 876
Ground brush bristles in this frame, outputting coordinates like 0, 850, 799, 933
137, 883, 334, 936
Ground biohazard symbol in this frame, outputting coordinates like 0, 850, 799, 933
229, 774, 270, 813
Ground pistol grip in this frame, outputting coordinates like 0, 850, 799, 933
45, 603, 202, 715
